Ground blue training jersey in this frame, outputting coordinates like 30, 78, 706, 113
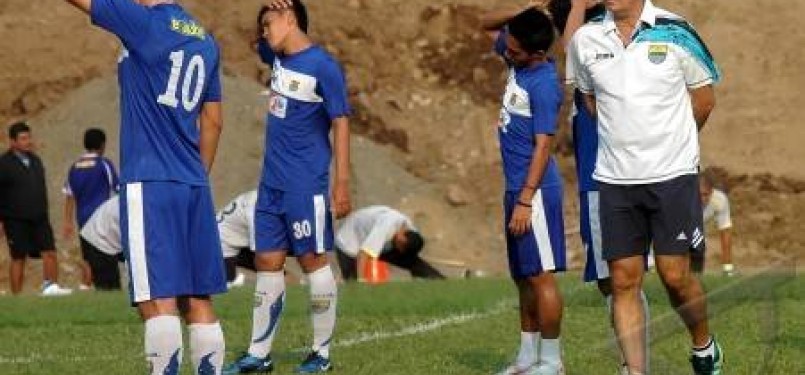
91, 0, 222, 186
494, 32, 563, 192
257, 40, 351, 193
64, 154, 119, 227
571, 90, 599, 192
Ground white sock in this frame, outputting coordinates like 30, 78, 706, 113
516, 331, 537, 367
144, 315, 183, 375
189, 322, 225, 375
248, 271, 286, 358
539, 338, 562, 366
692, 336, 715, 357
308, 265, 337, 358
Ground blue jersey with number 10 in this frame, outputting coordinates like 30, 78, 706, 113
91, 0, 222, 186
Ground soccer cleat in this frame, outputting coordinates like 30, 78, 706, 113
222, 353, 274, 374
78, 284, 93, 291
295, 352, 332, 373
690, 338, 723, 375
495, 362, 537, 375
527, 362, 564, 375
227, 273, 246, 289
41, 282, 73, 296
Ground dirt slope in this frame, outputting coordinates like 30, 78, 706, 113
0, 0, 802, 290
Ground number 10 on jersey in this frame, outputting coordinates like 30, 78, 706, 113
157, 50, 206, 111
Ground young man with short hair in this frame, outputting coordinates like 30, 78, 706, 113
63, 0, 227, 374
63, 128, 120, 290
0, 122, 72, 296
567, 0, 723, 373
224, 1, 352, 373
697, 172, 734, 276
481, 6, 567, 375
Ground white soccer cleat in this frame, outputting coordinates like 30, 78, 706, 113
527, 362, 564, 375
495, 362, 537, 375
41, 282, 73, 296
78, 284, 93, 291
227, 272, 246, 289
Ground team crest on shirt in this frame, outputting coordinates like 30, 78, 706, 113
647, 44, 669, 64
289, 80, 300, 92
268, 91, 288, 119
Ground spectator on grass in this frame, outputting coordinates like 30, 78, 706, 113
0, 121, 72, 296
62, 128, 121, 290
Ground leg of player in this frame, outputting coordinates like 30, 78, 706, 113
598, 278, 650, 375
610, 256, 647, 375
9, 258, 25, 294
654, 255, 723, 375
504, 279, 540, 374
224, 251, 287, 375
531, 272, 563, 375
180, 297, 226, 375
138, 299, 184, 375
296, 253, 337, 373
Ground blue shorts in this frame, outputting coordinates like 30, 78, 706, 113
253, 186, 334, 256
580, 191, 608, 282
120, 182, 226, 303
504, 186, 566, 279
580, 190, 652, 282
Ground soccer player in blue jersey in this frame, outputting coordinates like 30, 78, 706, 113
481, 6, 566, 375
548, 1, 650, 373
62, 128, 121, 290
63, 1, 226, 374
224, 1, 351, 374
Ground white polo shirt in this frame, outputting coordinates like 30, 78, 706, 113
703, 189, 732, 230
335, 206, 416, 258
566, 0, 720, 184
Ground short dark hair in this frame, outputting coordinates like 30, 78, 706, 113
84, 128, 106, 150
403, 230, 425, 256
547, 0, 606, 35
507, 8, 555, 54
261, 1, 308, 34
8, 121, 30, 140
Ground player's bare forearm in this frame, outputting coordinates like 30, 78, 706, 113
561, 1, 592, 49
332, 117, 351, 218
199, 101, 223, 173
583, 93, 597, 117
519, 134, 553, 203
65, 0, 92, 13
690, 84, 716, 131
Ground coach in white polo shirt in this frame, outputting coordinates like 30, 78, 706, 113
567, 0, 723, 374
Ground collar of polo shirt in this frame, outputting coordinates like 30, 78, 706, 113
602, 0, 660, 34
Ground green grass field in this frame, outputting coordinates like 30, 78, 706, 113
0, 271, 801, 375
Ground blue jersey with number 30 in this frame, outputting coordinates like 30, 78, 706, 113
91, 0, 222, 186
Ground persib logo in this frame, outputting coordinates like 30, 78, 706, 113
170, 19, 206, 40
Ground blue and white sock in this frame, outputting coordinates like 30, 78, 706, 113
189, 322, 225, 375
145, 315, 182, 375
248, 271, 285, 358
309, 265, 337, 358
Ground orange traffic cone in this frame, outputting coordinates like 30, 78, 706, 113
363, 258, 390, 284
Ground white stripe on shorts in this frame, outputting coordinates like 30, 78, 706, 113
587, 191, 609, 279
531, 189, 556, 270
126, 183, 151, 302
313, 194, 326, 254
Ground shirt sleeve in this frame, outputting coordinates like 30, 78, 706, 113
566, 33, 593, 93
257, 39, 276, 66
317, 58, 352, 120
529, 80, 562, 135
360, 217, 403, 258
678, 46, 715, 89
90, 0, 151, 49
102, 158, 120, 193
203, 53, 223, 103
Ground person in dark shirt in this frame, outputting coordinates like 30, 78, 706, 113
0, 121, 72, 296
62, 128, 120, 290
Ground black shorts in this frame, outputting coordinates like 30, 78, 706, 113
599, 174, 705, 261
3, 217, 56, 260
